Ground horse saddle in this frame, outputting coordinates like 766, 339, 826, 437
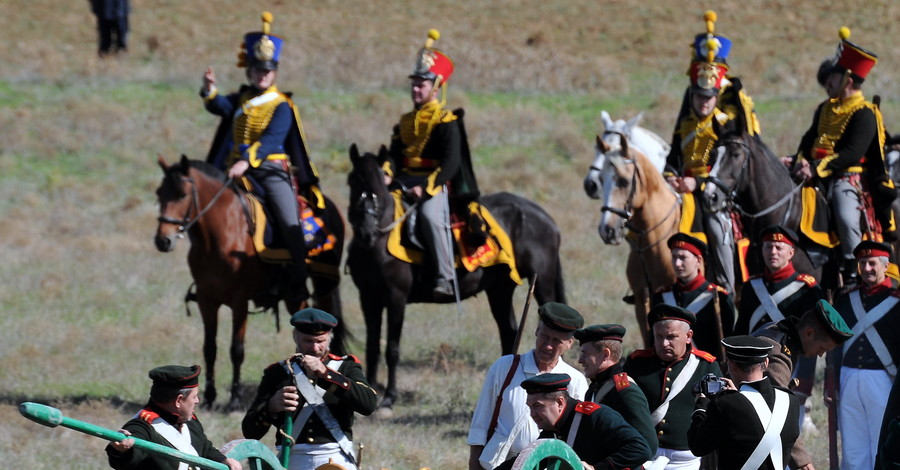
388, 190, 521, 281
242, 190, 337, 265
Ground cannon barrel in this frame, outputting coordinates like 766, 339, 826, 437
19, 402, 229, 470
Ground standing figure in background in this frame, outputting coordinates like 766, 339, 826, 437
786, 27, 895, 282
383, 29, 479, 298
201, 11, 323, 302
653, 233, 734, 362
468, 303, 587, 470
90, 0, 129, 56
829, 241, 900, 470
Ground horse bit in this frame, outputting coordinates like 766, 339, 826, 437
158, 175, 234, 237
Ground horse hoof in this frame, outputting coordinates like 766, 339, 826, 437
374, 406, 394, 420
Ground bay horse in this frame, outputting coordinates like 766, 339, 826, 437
596, 134, 680, 347
701, 130, 829, 285
346, 144, 565, 409
154, 155, 345, 410
583, 111, 670, 200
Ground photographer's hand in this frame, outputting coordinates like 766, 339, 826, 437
720, 377, 737, 391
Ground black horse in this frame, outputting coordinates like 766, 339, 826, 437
346, 144, 566, 409
700, 130, 834, 286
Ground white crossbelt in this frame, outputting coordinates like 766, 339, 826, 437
845, 290, 898, 378
232, 91, 280, 119
748, 278, 805, 332
739, 385, 790, 470
650, 354, 700, 425
566, 411, 584, 448
662, 290, 714, 313
147, 418, 199, 470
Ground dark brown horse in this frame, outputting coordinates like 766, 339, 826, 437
154, 155, 344, 410
346, 145, 565, 409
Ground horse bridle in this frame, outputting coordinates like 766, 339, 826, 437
599, 131, 637, 220
704, 137, 750, 208
158, 174, 234, 237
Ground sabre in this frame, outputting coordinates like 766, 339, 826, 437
19, 402, 230, 470
512, 274, 538, 354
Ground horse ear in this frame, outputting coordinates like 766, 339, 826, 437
625, 113, 643, 134
596, 134, 611, 154
179, 154, 190, 175
349, 143, 359, 161
376, 145, 389, 165
620, 134, 630, 159
601, 110, 613, 131
157, 154, 169, 171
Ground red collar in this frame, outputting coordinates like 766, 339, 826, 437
676, 273, 706, 292
764, 263, 795, 283
862, 278, 893, 296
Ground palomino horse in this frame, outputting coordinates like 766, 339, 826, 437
701, 130, 828, 284
583, 111, 670, 200
154, 155, 344, 409
596, 135, 680, 347
346, 144, 565, 409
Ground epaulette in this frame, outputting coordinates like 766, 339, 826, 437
575, 401, 601, 415
796, 273, 817, 287
345, 353, 362, 364
327, 353, 361, 364
613, 372, 631, 391
326, 353, 343, 361
707, 283, 729, 295
629, 348, 657, 359
138, 408, 160, 424
691, 348, 717, 363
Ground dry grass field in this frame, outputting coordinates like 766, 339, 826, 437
2, 0, 899, 468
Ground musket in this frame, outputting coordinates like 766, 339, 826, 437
19, 402, 230, 470
824, 288, 840, 470
278, 353, 304, 467
712, 289, 726, 362
512, 274, 538, 354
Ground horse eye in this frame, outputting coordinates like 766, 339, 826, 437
616, 177, 629, 188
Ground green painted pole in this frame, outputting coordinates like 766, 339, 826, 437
279, 413, 293, 468
19, 402, 229, 470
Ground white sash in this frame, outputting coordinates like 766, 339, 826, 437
148, 418, 199, 470
662, 290, 714, 314
739, 386, 790, 470
566, 411, 584, 448
233, 91, 281, 119
844, 291, 899, 378
650, 354, 700, 425
748, 278, 805, 332
291, 359, 344, 440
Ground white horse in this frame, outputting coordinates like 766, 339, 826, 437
583, 110, 670, 201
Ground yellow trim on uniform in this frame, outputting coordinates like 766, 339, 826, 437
678, 193, 708, 243
800, 186, 840, 248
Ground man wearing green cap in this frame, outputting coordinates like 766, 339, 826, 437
468, 302, 588, 470
688, 336, 801, 470
106, 365, 242, 470
242, 308, 377, 470
754, 299, 852, 470
495, 373, 652, 470
828, 240, 900, 470
575, 323, 657, 455
624, 304, 721, 470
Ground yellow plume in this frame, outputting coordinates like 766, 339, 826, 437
839, 26, 851, 40
425, 29, 440, 49
262, 11, 273, 35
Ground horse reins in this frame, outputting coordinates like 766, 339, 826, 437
158, 175, 235, 237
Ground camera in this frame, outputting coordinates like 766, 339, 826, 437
693, 373, 728, 396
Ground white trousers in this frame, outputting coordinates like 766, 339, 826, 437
839, 367, 892, 470
645, 447, 700, 470
281, 442, 356, 470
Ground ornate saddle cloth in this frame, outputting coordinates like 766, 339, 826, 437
800, 186, 840, 249
245, 192, 339, 280
386, 190, 522, 284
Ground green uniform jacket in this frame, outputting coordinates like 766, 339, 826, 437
543, 397, 652, 470
624, 346, 721, 451
242, 353, 377, 446
586, 362, 659, 455
105, 402, 228, 470
689, 377, 801, 470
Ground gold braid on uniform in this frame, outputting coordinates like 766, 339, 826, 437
231, 85, 288, 167
813, 93, 882, 177
398, 100, 457, 164
677, 109, 728, 177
